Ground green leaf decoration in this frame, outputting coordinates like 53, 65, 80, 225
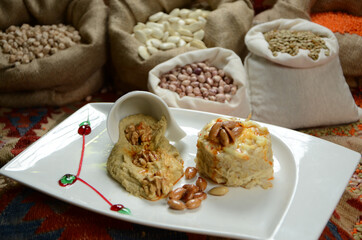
119, 207, 131, 215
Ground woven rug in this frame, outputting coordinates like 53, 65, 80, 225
0, 85, 361, 240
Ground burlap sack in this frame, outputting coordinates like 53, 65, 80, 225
310, 0, 362, 80
0, 0, 108, 107
253, 0, 314, 24
312, 0, 362, 16
108, 0, 253, 92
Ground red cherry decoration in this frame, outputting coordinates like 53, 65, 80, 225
78, 124, 91, 135
110, 204, 124, 211
58, 118, 131, 215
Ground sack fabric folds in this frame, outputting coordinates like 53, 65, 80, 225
0, 0, 108, 107
108, 0, 254, 92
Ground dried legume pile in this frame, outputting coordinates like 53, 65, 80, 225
158, 61, 238, 103
263, 29, 330, 60
134, 8, 210, 60
0, 23, 81, 65
311, 12, 362, 36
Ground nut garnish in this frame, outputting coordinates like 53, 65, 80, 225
125, 122, 152, 145
208, 186, 229, 196
208, 120, 243, 146
132, 149, 158, 167
167, 176, 208, 210
142, 176, 164, 197
263, 29, 330, 60
185, 167, 198, 179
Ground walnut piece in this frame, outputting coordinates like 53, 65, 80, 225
142, 175, 164, 197
125, 122, 152, 145
132, 149, 158, 168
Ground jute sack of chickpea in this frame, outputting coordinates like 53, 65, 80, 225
148, 47, 251, 118
108, 0, 254, 92
0, 0, 107, 107
244, 18, 360, 129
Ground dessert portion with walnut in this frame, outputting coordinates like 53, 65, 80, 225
107, 114, 184, 201
195, 117, 274, 189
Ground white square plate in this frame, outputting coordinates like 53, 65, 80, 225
0, 103, 359, 240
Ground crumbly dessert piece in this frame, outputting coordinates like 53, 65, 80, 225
195, 117, 273, 189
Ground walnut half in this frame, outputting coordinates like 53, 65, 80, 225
208, 120, 243, 146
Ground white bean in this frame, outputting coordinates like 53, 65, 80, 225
179, 9, 191, 18
178, 39, 186, 47
190, 39, 206, 49
167, 36, 180, 43
159, 42, 176, 50
147, 45, 158, 55
193, 30, 205, 40
149, 38, 162, 48
134, 30, 147, 43
133, 23, 146, 32
178, 19, 186, 27
150, 27, 163, 39
181, 36, 193, 43
142, 28, 153, 36
185, 22, 203, 33
146, 22, 164, 31
169, 8, 180, 17
149, 12, 164, 22
178, 28, 193, 37
162, 31, 169, 42
198, 16, 207, 26
185, 18, 197, 25
168, 17, 180, 23
138, 45, 150, 60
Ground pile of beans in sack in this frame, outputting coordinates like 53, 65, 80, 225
148, 47, 251, 118
0, 0, 108, 108
244, 18, 359, 129
0, 24, 81, 65
108, 0, 254, 91
157, 61, 238, 103
134, 8, 210, 60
